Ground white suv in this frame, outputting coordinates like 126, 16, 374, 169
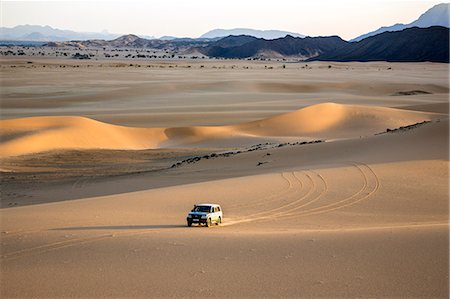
187, 204, 222, 227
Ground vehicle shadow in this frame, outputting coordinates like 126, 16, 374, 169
51, 224, 187, 231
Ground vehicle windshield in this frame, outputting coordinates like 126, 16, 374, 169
192, 206, 211, 213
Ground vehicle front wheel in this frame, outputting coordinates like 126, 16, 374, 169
206, 218, 212, 227
187, 220, 192, 227
216, 217, 221, 225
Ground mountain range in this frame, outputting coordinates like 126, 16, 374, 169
1, 3, 448, 42
3, 3, 449, 63
313, 26, 449, 62
45, 25, 449, 63
0, 25, 303, 42
200, 28, 304, 39
0, 25, 124, 41
351, 2, 449, 41
197, 26, 448, 62
198, 35, 347, 59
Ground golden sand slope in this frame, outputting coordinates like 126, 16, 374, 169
235, 102, 439, 137
0, 116, 166, 157
0, 103, 442, 156
1, 119, 448, 298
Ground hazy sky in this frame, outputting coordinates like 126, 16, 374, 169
1, 0, 444, 40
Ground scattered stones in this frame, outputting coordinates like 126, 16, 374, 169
169, 139, 324, 169
376, 120, 431, 135
392, 90, 431, 96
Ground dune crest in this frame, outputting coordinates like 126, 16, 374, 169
236, 102, 346, 135
0, 116, 166, 157
236, 102, 440, 137
0, 103, 441, 157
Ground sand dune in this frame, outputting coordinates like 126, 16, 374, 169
0, 116, 166, 157
1, 118, 448, 298
0, 103, 442, 156
1, 60, 447, 129
235, 102, 440, 138
1, 60, 448, 298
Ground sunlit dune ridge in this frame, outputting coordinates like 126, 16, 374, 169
0, 103, 442, 157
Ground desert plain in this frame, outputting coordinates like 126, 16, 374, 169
0, 58, 449, 297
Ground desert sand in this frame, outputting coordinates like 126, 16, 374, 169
0, 59, 448, 298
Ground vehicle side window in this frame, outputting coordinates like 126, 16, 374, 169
214, 207, 218, 212
217, 207, 221, 212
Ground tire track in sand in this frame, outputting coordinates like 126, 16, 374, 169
224, 162, 379, 225
1, 163, 379, 260
225, 172, 297, 210
223, 170, 325, 226
1, 172, 304, 260
223, 171, 311, 224
227, 171, 308, 214
2, 172, 293, 238
282, 162, 379, 219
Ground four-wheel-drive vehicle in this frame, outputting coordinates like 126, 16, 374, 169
187, 204, 222, 227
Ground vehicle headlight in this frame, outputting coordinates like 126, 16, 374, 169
187, 214, 192, 218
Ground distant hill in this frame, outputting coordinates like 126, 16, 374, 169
48, 34, 153, 48
159, 36, 178, 40
109, 34, 146, 47
0, 24, 122, 41
211, 35, 259, 48
312, 26, 449, 63
0, 40, 46, 46
199, 35, 347, 59
47, 34, 212, 51
200, 28, 305, 39
352, 3, 449, 41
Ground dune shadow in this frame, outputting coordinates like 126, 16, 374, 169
51, 224, 186, 231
